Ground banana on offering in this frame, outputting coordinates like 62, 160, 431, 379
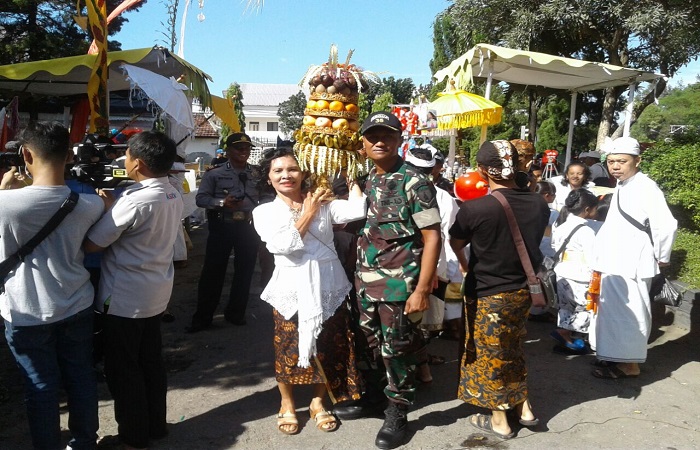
293, 44, 379, 181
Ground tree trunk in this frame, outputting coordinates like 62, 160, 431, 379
528, 89, 538, 142
596, 86, 622, 148
27, 1, 38, 61
611, 78, 668, 140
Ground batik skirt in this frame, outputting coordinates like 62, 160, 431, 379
273, 303, 362, 404
458, 288, 531, 410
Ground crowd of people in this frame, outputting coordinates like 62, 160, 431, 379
0, 113, 678, 449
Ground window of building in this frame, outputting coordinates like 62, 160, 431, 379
267, 122, 279, 132
249, 122, 259, 131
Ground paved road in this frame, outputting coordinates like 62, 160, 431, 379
0, 224, 699, 449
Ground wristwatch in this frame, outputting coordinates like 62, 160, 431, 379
218, 199, 225, 208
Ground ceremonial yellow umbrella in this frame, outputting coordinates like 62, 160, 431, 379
428, 83, 503, 167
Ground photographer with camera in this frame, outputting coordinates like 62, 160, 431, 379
187, 132, 261, 332
0, 122, 104, 450
84, 130, 183, 449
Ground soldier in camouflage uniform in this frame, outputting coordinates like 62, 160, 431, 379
338, 112, 441, 450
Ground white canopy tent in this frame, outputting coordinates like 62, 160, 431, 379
433, 43, 665, 167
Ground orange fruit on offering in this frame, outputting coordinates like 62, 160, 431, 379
345, 103, 359, 113
306, 100, 317, 109
315, 100, 330, 110
329, 101, 344, 111
303, 115, 316, 126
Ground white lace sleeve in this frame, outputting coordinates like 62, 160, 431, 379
253, 203, 305, 255
329, 194, 367, 225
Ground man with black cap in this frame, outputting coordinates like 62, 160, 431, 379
334, 112, 441, 449
188, 132, 261, 332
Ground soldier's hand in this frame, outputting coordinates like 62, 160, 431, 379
404, 290, 430, 314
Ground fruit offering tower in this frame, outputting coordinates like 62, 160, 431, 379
293, 45, 379, 183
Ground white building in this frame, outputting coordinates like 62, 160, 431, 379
239, 83, 305, 146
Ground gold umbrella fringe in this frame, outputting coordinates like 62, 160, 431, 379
293, 143, 366, 181
436, 109, 503, 130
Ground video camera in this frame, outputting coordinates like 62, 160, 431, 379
0, 141, 23, 170
70, 134, 131, 189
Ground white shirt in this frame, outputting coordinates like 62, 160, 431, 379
0, 186, 104, 325
550, 175, 594, 211
434, 186, 461, 282
593, 172, 677, 278
88, 177, 183, 318
552, 214, 596, 282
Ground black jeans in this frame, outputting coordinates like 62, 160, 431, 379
192, 217, 259, 326
102, 314, 167, 448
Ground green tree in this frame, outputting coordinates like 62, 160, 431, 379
379, 76, 415, 104
0, 0, 145, 65
277, 90, 306, 136
220, 82, 245, 145
633, 83, 700, 142
443, 0, 700, 147
641, 139, 700, 230
372, 91, 395, 113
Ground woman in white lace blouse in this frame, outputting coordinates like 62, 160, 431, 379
252, 148, 366, 435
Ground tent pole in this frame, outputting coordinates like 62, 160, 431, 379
448, 132, 456, 169
564, 91, 578, 169
480, 59, 495, 145
623, 83, 636, 137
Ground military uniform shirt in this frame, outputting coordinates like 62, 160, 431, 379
356, 160, 441, 303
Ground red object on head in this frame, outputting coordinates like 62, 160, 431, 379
454, 171, 489, 201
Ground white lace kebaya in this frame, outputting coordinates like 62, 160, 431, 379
252, 194, 366, 367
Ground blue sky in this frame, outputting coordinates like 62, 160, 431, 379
114, 0, 450, 95
113, 0, 699, 96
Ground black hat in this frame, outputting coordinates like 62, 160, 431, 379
360, 111, 402, 134
225, 133, 253, 148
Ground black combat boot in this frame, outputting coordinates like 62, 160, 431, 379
374, 402, 408, 449
333, 394, 387, 420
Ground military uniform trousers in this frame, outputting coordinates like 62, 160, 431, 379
356, 295, 426, 405
192, 213, 260, 326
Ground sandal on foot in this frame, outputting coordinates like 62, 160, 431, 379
591, 359, 613, 368
592, 365, 638, 379
468, 413, 514, 440
310, 409, 337, 432
277, 411, 299, 435
519, 417, 540, 427
550, 331, 586, 351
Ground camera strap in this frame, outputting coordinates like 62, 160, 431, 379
0, 191, 79, 293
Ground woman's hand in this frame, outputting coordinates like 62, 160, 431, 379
302, 188, 333, 217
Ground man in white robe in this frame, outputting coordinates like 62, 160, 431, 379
592, 137, 677, 378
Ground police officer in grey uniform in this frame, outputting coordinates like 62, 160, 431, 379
188, 133, 261, 332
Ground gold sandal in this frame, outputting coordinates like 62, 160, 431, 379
310, 408, 337, 432
277, 411, 299, 435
